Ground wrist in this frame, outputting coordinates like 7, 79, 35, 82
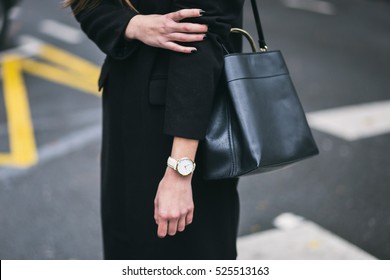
165, 166, 192, 181
170, 137, 199, 162
125, 15, 141, 40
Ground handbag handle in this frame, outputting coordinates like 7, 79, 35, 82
231, 28, 258, 52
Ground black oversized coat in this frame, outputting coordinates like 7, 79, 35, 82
73, 0, 244, 259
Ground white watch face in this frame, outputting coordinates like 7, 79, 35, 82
177, 158, 194, 176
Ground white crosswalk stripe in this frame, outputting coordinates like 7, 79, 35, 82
307, 101, 390, 141
237, 213, 376, 259
281, 0, 336, 15
38, 19, 84, 44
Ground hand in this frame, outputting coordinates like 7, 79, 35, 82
154, 167, 194, 238
125, 9, 208, 53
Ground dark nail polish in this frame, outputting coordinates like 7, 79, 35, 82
191, 49, 197, 53
199, 9, 205, 16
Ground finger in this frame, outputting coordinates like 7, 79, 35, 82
163, 41, 197, 54
174, 22, 208, 34
154, 199, 159, 224
168, 218, 179, 236
168, 32, 206, 43
168, 9, 204, 22
157, 219, 168, 238
177, 216, 186, 232
154, 211, 159, 225
186, 209, 194, 225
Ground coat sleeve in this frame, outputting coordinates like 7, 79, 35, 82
163, 0, 244, 140
72, 0, 139, 60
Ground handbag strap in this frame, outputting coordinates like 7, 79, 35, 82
250, 0, 268, 51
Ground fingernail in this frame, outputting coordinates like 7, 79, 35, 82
199, 9, 205, 16
191, 49, 197, 53
203, 34, 207, 40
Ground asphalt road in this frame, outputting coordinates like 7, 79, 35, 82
0, 0, 389, 259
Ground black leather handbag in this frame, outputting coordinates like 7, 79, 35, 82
201, 0, 319, 180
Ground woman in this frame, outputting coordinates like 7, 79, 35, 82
65, 0, 244, 259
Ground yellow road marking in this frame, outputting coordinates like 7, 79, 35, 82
39, 44, 100, 80
22, 59, 100, 96
0, 41, 101, 168
22, 42, 101, 97
0, 55, 38, 167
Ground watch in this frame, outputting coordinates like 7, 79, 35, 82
167, 156, 196, 176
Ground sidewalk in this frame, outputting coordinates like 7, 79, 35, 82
237, 213, 376, 260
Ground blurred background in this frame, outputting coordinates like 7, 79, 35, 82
0, 0, 389, 259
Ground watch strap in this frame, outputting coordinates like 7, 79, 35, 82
167, 156, 178, 170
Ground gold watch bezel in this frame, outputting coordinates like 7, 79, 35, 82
169, 157, 196, 176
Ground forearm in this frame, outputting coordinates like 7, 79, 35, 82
171, 137, 199, 161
